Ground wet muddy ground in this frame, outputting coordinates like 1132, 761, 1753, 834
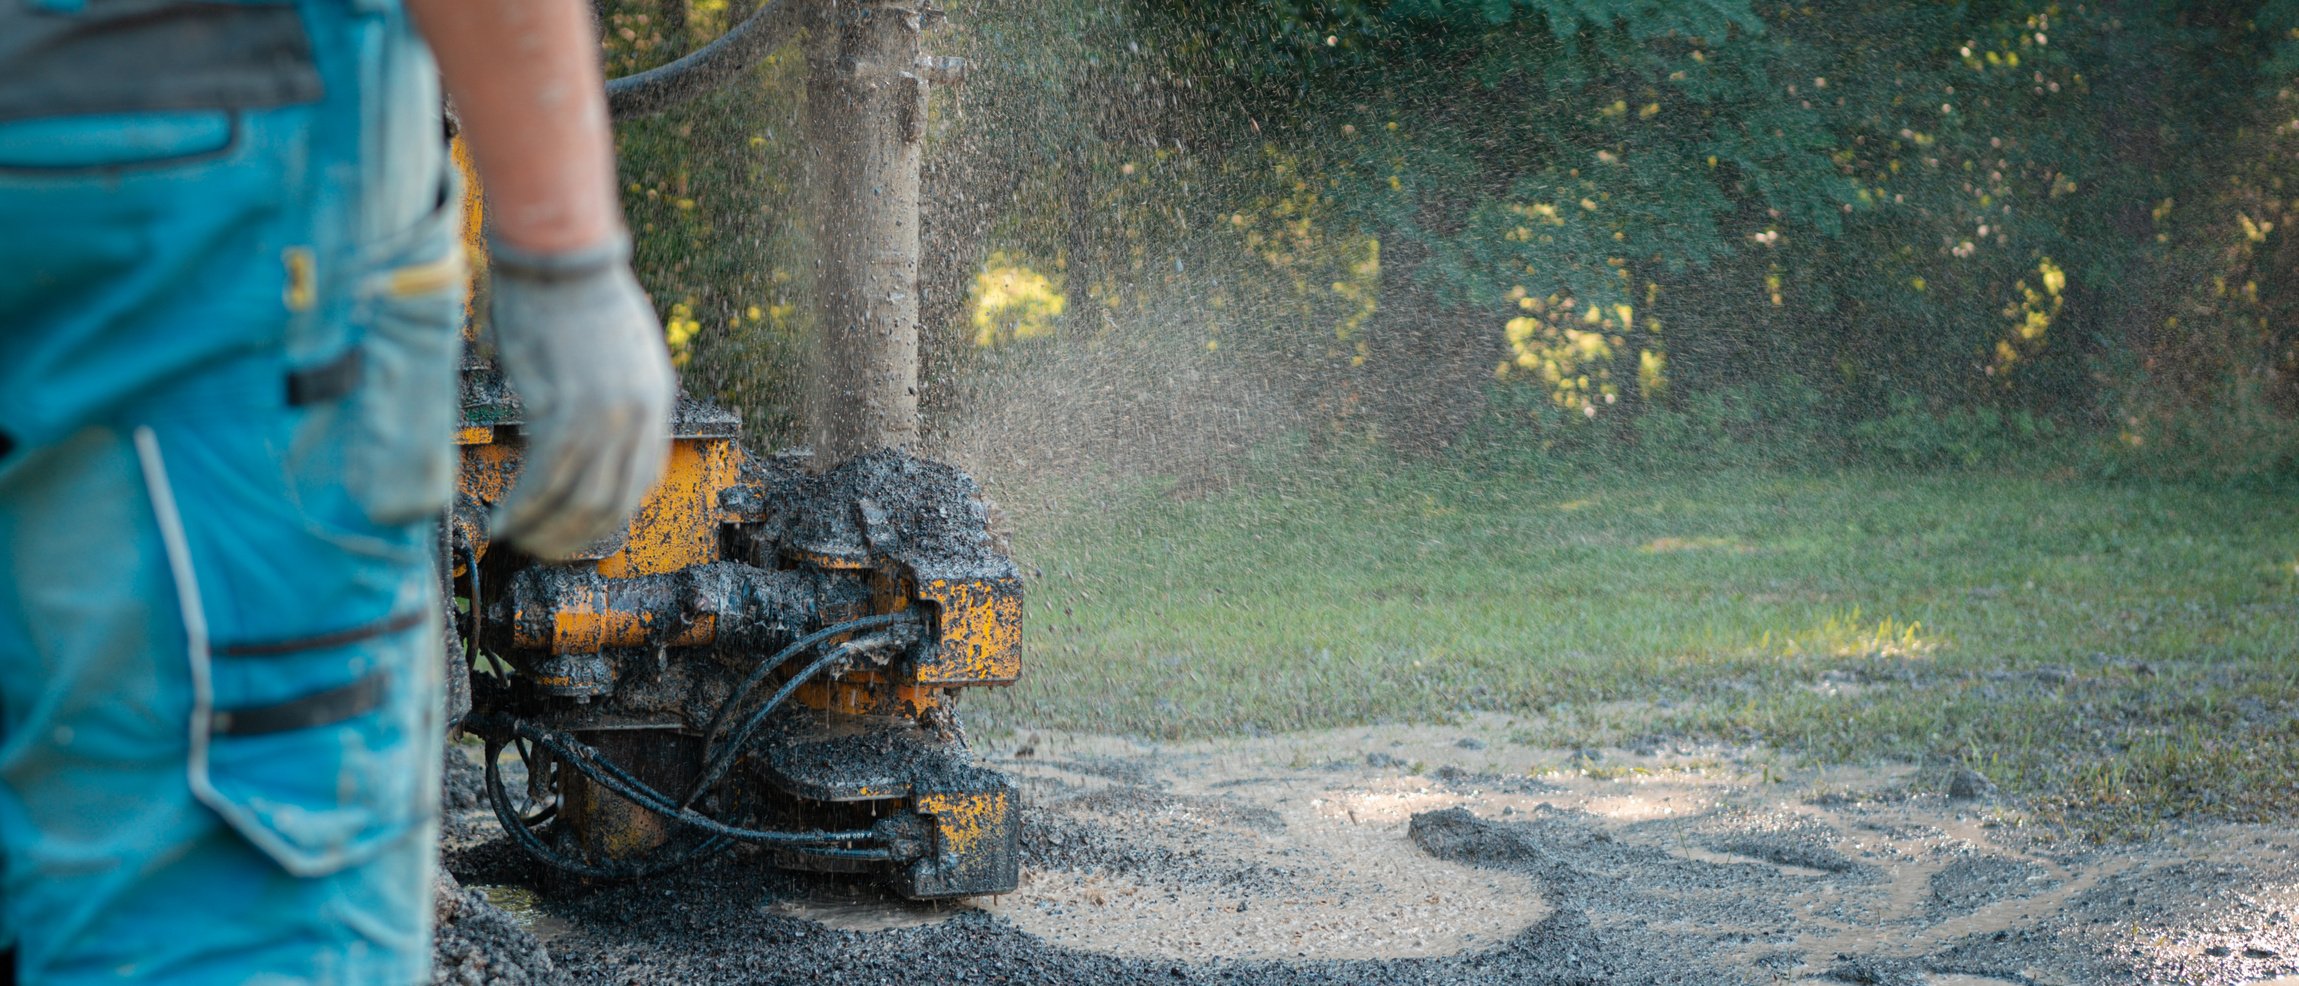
437, 717, 2299, 985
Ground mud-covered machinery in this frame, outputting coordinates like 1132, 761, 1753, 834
441, 0, 1010, 900
445, 373, 1024, 900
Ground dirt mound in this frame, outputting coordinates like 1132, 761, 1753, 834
442, 746, 483, 812
1706, 831, 1873, 878
432, 872, 559, 986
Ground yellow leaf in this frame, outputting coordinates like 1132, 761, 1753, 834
2038, 257, 2066, 297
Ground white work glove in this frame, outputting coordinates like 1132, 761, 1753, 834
485, 232, 676, 560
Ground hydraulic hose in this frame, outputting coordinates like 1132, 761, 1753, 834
685, 633, 888, 806
697, 612, 918, 750
476, 714, 883, 848
604, 0, 803, 119
682, 612, 920, 805
482, 734, 735, 879
468, 612, 927, 878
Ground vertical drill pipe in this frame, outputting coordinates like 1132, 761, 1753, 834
804, 0, 926, 468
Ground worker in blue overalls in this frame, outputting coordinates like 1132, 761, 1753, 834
0, 0, 675, 982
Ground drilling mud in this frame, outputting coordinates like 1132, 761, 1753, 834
439, 718, 2299, 985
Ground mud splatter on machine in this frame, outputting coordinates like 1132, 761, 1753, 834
445, 0, 1018, 899
447, 389, 1023, 899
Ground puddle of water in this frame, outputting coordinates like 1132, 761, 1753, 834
474, 884, 576, 943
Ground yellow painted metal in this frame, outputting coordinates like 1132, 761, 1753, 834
557, 731, 699, 867
450, 135, 487, 334
793, 673, 944, 716
915, 577, 1022, 685
787, 549, 872, 571
470, 434, 742, 653
454, 419, 741, 558
913, 789, 1009, 861
529, 664, 606, 694
458, 441, 520, 508
510, 583, 718, 653
594, 436, 742, 578
894, 684, 944, 715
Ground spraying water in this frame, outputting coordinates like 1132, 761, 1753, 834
438, 2, 2299, 982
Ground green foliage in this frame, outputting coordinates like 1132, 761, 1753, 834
1468, 376, 1846, 472
603, 0, 2299, 480
1092, 0, 2299, 475
2089, 376, 2299, 485
1628, 377, 1832, 470
1233, 0, 1843, 317
1850, 398, 2061, 471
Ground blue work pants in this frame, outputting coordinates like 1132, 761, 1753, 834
0, 2, 463, 982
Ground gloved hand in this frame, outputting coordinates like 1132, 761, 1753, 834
485, 232, 675, 560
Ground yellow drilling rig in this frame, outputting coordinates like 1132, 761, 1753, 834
445, 0, 1020, 900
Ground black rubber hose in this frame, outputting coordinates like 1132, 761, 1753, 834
781, 844, 898, 863
683, 632, 891, 806
492, 716, 883, 848
682, 614, 921, 806
482, 735, 734, 880
604, 0, 803, 119
508, 736, 557, 828
466, 613, 927, 876
697, 612, 919, 754
460, 538, 482, 668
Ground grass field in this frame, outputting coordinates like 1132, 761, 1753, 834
980, 457, 2299, 838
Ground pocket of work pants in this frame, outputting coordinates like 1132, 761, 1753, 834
194, 610, 439, 878
338, 163, 468, 526
0, 105, 312, 455
137, 414, 444, 878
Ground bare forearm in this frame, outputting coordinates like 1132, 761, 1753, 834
408, 0, 620, 253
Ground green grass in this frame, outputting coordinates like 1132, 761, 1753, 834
981, 456, 2299, 838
